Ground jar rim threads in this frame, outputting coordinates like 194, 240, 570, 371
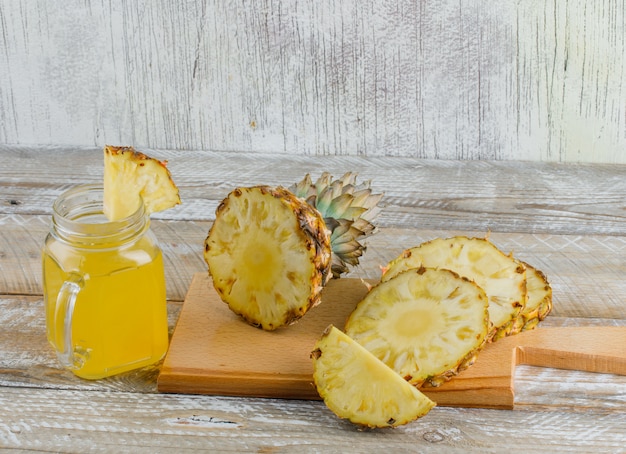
51, 183, 148, 247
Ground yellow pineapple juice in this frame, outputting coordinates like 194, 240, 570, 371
42, 184, 169, 379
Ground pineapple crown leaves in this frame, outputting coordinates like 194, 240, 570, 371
290, 172, 384, 278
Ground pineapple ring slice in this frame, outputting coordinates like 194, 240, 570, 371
311, 325, 435, 428
103, 145, 180, 221
512, 261, 552, 333
382, 236, 527, 340
205, 186, 331, 330
346, 267, 489, 387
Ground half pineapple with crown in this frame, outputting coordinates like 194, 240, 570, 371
103, 145, 181, 221
204, 172, 383, 330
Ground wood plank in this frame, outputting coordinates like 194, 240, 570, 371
1, 386, 625, 452
3, 212, 626, 320
3, 146, 626, 235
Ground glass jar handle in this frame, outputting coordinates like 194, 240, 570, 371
54, 273, 84, 370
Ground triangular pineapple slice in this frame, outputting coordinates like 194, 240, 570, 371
382, 236, 527, 340
103, 145, 181, 221
511, 261, 552, 332
311, 325, 435, 428
346, 267, 489, 387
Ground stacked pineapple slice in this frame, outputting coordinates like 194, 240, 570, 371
345, 267, 490, 387
378, 236, 552, 339
380, 236, 527, 341
513, 262, 553, 332
312, 235, 551, 428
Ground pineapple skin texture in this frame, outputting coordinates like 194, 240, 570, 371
204, 186, 332, 330
511, 261, 553, 333
312, 325, 436, 428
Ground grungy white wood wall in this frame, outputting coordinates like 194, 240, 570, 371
0, 0, 624, 162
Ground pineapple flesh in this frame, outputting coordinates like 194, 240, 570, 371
345, 267, 489, 387
205, 186, 331, 330
311, 325, 436, 428
103, 145, 181, 221
205, 173, 382, 330
382, 236, 527, 341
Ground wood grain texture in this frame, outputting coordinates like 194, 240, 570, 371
1, 1, 624, 162
1, 387, 625, 452
1, 146, 626, 451
3, 145, 626, 233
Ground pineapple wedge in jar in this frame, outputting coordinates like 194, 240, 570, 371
204, 173, 382, 330
103, 145, 181, 221
311, 325, 436, 428
345, 267, 490, 387
382, 236, 527, 341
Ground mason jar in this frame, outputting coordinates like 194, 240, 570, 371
42, 184, 169, 379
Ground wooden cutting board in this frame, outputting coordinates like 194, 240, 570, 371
157, 273, 626, 409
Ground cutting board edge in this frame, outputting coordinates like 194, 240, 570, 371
157, 368, 321, 400
156, 371, 516, 409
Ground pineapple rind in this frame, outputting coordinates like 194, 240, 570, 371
312, 325, 436, 428
511, 261, 552, 333
346, 267, 489, 387
204, 186, 331, 330
382, 236, 527, 341
103, 145, 180, 221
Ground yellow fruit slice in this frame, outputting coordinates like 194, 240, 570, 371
103, 145, 181, 221
512, 261, 553, 332
345, 267, 489, 387
382, 236, 527, 340
311, 325, 436, 428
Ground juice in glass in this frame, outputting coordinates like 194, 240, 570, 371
42, 184, 169, 379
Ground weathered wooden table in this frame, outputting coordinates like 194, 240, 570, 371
1, 145, 625, 452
